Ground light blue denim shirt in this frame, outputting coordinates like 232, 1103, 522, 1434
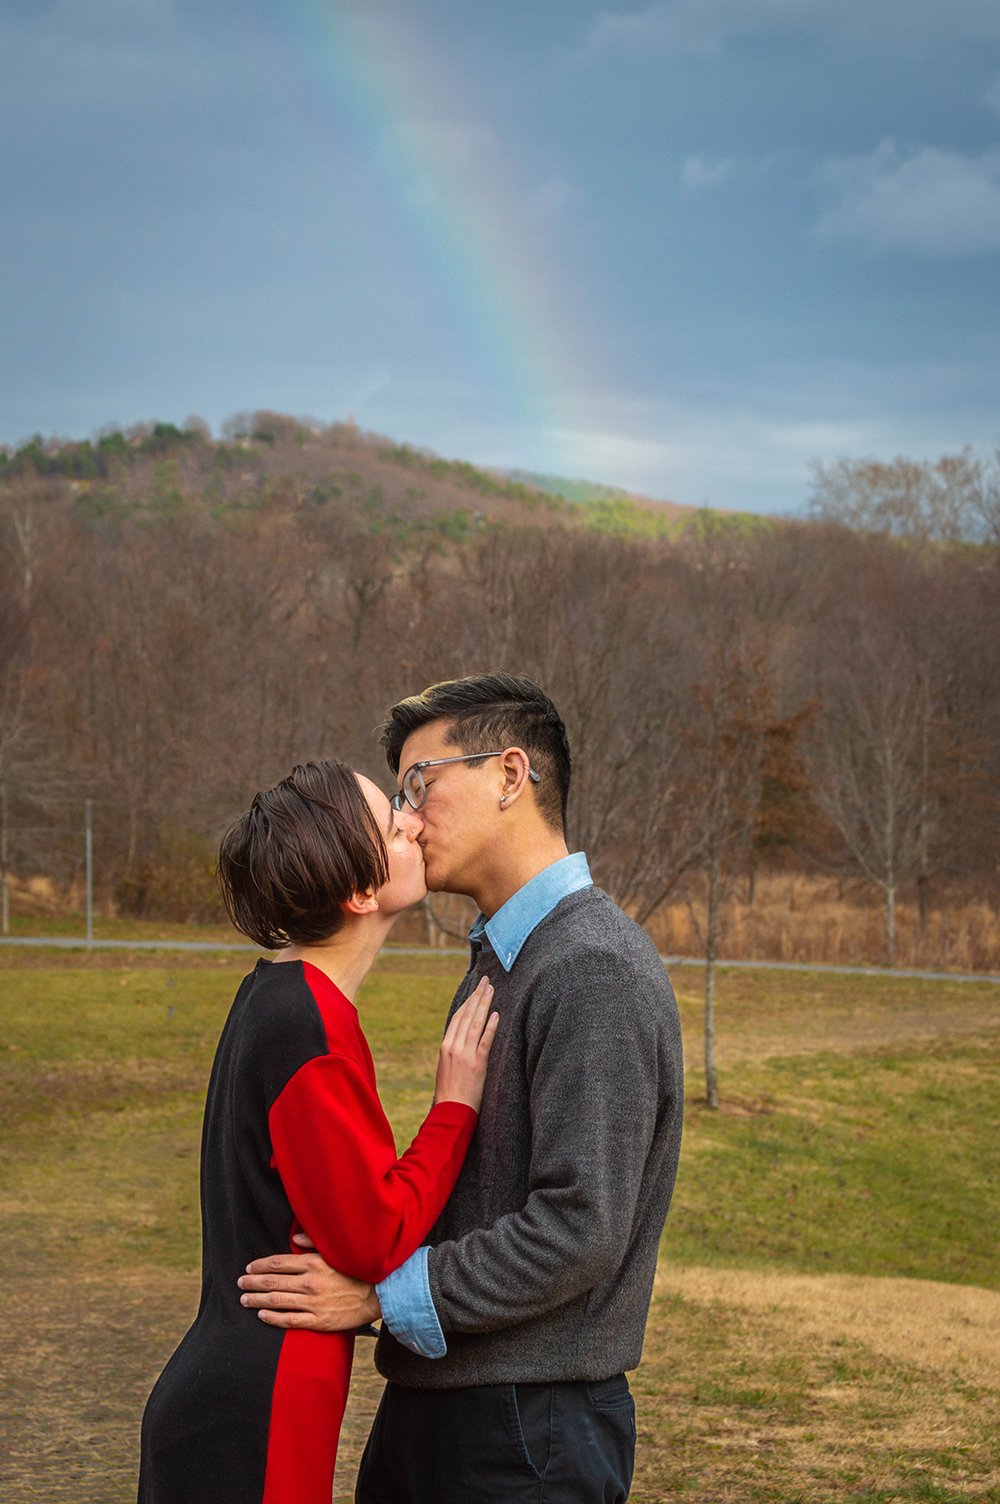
375, 851, 592, 1358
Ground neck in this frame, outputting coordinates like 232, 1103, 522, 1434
470, 830, 571, 919
277, 912, 397, 1003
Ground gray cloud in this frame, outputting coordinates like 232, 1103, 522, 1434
985, 73, 1000, 116
0, 0, 247, 129
580, 0, 1000, 59
816, 138, 1000, 257
680, 154, 734, 190
679, 152, 780, 192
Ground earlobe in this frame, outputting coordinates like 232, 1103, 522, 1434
499, 747, 531, 808
343, 888, 380, 916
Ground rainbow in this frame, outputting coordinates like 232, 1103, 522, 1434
234, 0, 586, 465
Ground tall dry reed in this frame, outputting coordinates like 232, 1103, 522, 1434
644, 871, 1000, 972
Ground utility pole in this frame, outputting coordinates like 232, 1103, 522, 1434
85, 798, 94, 947
1, 776, 8, 936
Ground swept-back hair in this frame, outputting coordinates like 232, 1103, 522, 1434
217, 759, 388, 950
379, 673, 571, 831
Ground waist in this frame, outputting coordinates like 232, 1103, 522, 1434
374, 1310, 645, 1390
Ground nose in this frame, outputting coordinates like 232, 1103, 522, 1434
401, 808, 424, 838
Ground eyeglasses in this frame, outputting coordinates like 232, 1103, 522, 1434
390, 752, 541, 813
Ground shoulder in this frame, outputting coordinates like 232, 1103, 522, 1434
534, 886, 668, 982
526, 887, 677, 1024
296, 960, 364, 1055
235, 961, 362, 1099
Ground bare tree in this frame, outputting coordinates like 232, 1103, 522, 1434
808, 630, 934, 964
810, 452, 984, 544
2, 417, 997, 949
969, 451, 1000, 548
0, 480, 72, 922
681, 651, 799, 1107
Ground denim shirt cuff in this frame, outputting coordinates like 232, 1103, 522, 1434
376, 1247, 447, 1359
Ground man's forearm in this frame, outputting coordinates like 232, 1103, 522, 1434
426, 1185, 632, 1337
374, 1195, 622, 1357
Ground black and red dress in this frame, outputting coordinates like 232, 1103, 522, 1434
138, 958, 476, 1504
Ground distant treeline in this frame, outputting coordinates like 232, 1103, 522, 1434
1, 414, 998, 964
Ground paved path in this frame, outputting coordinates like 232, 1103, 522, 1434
2, 934, 998, 984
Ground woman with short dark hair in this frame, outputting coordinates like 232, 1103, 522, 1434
138, 759, 496, 1504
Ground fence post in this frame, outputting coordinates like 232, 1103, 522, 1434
1, 777, 8, 936
85, 799, 93, 948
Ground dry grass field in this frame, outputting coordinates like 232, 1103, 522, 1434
7, 868, 1000, 973
644, 873, 1000, 976
1, 945, 997, 1503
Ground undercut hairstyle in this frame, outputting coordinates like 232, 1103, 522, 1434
380, 673, 571, 832
217, 759, 389, 950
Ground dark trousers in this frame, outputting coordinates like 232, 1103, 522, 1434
355, 1375, 636, 1504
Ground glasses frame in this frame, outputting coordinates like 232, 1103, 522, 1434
390, 751, 540, 813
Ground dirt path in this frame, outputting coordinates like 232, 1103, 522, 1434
0, 1270, 383, 1504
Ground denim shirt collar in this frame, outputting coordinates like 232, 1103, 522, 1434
468, 852, 592, 972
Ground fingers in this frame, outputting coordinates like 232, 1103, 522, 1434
478, 1010, 500, 1057
239, 1271, 312, 1294
256, 1309, 322, 1329
464, 985, 495, 1052
240, 1289, 313, 1311
459, 977, 493, 1020
292, 1232, 316, 1249
244, 1253, 317, 1276
435, 978, 498, 1110
238, 1277, 292, 1295
451, 978, 494, 1052
470, 978, 493, 1019
441, 977, 490, 1043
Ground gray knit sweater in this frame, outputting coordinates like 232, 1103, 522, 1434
375, 885, 684, 1388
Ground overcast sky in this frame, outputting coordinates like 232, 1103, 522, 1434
3, 0, 1000, 512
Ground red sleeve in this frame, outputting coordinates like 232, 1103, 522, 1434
268, 1051, 477, 1284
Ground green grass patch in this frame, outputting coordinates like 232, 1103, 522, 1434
666, 1040, 1000, 1288
3, 958, 997, 1291
2, 955, 998, 1503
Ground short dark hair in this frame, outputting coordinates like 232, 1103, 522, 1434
379, 673, 571, 831
217, 760, 388, 950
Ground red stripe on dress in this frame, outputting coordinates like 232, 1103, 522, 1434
261, 1330, 354, 1504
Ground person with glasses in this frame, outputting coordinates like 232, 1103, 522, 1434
238, 675, 684, 1504
138, 759, 498, 1504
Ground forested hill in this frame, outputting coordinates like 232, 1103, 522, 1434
1, 413, 998, 971
0, 412, 698, 540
